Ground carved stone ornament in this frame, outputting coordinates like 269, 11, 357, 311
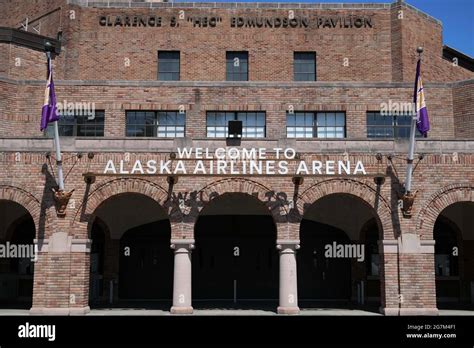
401, 190, 417, 218
52, 188, 74, 218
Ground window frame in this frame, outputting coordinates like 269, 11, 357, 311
294, 51, 316, 81
126, 110, 186, 138
206, 111, 266, 138
50, 110, 105, 137
286, 111, 346, 139
366, 111, 422, 139
158, 51, 180, 81
226, 51, 249, 81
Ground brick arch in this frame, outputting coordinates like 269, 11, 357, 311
416, 184, 473, 240
71, 178, 182, 227
296, 178, 394, 239
191, 178, 289, 223
0, 185, 44, 235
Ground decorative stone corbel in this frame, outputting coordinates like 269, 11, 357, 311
52, 188, 74, 217
401, 190, 417, 218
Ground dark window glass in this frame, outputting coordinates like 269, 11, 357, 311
367, 112, 421, 138
47, 111, 105, 137
286, 112, 345, 138
226, 51, 248, 81
207, 111, 265, 138
126, 111, 185, 138
294, 52, 316, 81
158, 51, 180, 81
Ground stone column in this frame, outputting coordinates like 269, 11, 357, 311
379, 239, 400, 316
30, 232, 92, 315
379, 235, 438, 316
276, 240, 300, 314
170, 239, 194, 314
398, 234, 438, 315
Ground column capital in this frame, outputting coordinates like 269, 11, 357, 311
276, 239, 300, 251
378, 239, 398, 254
34, 235, 92, 253
170, 239, 195, 250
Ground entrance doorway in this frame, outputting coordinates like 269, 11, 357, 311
89, 193, 172, 309
119, 220, 173, 300
193, 193, 278, 309
0, 200, 35, 308
299, 194, 381, 310
434, 202, 474, 309
298, 220, 351, 300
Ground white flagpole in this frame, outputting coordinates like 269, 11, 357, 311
46, 51, 65, 191
404, 108, 417, 193
53, 119, 65, 191
404, 47, 423, 194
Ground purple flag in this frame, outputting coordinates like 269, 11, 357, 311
413, 59, 430, 137
40, 58, 59, 131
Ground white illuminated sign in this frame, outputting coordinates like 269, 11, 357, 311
103, 147, 367, 176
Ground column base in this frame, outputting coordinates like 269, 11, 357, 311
277, 306, 300, 315
30, 306, 90, 315
170, 306, 193, 314
70, 306, 91, 315
380, 307, 399, 316
399, 308, 439, 316
379, 307, 439, 316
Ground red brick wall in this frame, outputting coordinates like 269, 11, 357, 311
0, 0, 65, 38
394, 3, 473, 83
453, 81, 474, 138
399, 253, 437, 309
1, 149, 472, 311
0, 44, 9, 76
1, 44, 48, 80
65, 6, 393, 82
1, 2, 472, 83
1, 150, 473, 238
0, 81, 459, 139
0, 1, 473, 313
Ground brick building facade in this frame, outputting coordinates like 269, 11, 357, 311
0, 0, 473, 315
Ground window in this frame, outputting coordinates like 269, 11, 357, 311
366, 112, 422, 138
46, 111, 105, 137
286, 112, 313, 138
207, 111, 265, 138
158, 51, 180, 81
286, 112, 345, 138
294, 52, 316, 81
226, 51, 248, 81
126, 111, 185, 138
157, 111, 185, 138
317, 112, 345, 138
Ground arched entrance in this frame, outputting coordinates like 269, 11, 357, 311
299, 193, 381, 310
119, 220, 172, 300
0, 200, 35, 308
434, 202, 474, 309
193, 192, 278, 309
88, 193, 173, 309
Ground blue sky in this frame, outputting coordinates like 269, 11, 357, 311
180, 0, 474, 57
